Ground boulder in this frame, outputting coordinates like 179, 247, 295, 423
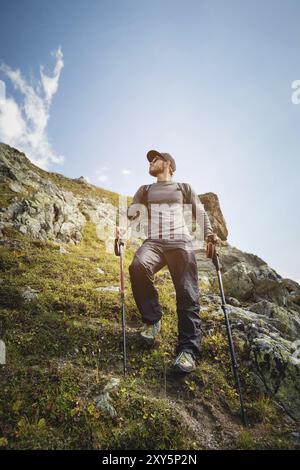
211, 304, 300, 420
199, 192, 228, 241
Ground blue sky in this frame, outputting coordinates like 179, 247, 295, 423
0, 0, 299, 282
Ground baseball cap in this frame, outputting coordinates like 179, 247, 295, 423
147, 150, 176, 172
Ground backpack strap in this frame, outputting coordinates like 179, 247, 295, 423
141, 182, 193, 205
140, 184, 152, 206
177, 182, 192, 205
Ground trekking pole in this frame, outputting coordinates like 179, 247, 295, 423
206, 241, 248, 427
114, 237, 127, 376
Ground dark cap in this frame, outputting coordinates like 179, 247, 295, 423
146, 150, 176, 172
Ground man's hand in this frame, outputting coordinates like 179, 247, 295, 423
206, 233, 221, 245
115, 226, 127, 239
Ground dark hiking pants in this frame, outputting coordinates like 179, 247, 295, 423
128, 239, 202, 358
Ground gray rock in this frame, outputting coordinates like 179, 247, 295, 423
76, 176, 90, 185
96, 268, 105, 274
249, 300, 300, 341
9, 181, 23, 193
103, 377, 120, 393
199, 192, 228, 241
223, 304, 300, 420
21, 286, 39, 303
207, 245, 290, 307
289, 432, 300, 446
94, 393, 117, 418
94, 377, 120, 418
227, 296, 241, 307
95, 286, 120, 293
0, 144, 91, 244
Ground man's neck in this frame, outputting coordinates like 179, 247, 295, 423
156, 174, 172, 182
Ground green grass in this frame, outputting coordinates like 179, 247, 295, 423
0, 221, 297, 449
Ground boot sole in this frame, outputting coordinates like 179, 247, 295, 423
173, 363, 195, 374
140, 335, 156, 346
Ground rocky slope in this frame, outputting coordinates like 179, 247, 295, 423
0, 143, 299, 449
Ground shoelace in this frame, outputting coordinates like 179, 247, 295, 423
175, 352, 191, 364
176, 351, 193, 363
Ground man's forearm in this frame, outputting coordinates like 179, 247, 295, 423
190, 190, 213, 240
117, 203, 147, 239
195, 204, 213, 239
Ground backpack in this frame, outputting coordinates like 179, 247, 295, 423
140, 182, 193, 212
134, 183, 195, 237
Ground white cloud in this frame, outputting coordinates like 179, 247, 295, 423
0, 80, 5, 105
0, 98, 26, 141
0, 47, 64, 169
40, 47, 64, 105
121, 169, 131, 176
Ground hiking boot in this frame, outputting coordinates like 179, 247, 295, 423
140, 320, 161, 344
173, 351, 196, 373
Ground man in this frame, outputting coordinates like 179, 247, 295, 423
116, 150, 220, 373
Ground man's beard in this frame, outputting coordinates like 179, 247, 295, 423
149, 167, 162, 176
149, 168, 160, 176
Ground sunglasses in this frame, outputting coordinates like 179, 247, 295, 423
150, 156, 163, 164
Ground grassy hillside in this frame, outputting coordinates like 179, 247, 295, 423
0, 221, 296, 450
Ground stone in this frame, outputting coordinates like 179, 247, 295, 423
227, 297, 241, 307
95, 286, 120, 293
76, 176, 90, 185
249, 300, 300, 341
199, 192, 228, 241
199, 275, 211, 291
103, 377, 120, 393
96, 268, 105, 274
0, 144, 88, 244
9, 181, 23, 193
94, 393, 117, 418
289, 432, 300, 446
94, 377, 120, 418
21, 286, 39, 303
221, 304, 300, 420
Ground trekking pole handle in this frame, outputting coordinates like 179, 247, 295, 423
206, 241, 221, 270
114, 238, 125, 256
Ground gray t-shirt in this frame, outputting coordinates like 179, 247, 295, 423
126, 180, 213, 250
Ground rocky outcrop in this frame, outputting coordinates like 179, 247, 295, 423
197, 245, 300, 420
0, 144, 115, 245
199, 192, 228, 241
224, 303, 300, 420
